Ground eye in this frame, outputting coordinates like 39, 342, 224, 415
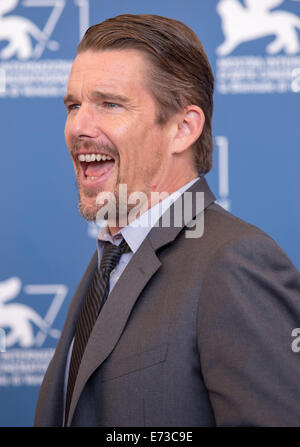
103, 102, 120, 109
66, 104, 80, 113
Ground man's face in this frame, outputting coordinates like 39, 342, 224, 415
64, 49, 176, 224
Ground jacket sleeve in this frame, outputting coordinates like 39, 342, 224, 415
197, 233, 300, 426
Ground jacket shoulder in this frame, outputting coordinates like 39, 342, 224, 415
192, 202, 298, 270
204, 202, 277, 246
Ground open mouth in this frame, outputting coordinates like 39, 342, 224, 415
76, 152, 116, 188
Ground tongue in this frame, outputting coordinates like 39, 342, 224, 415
85, 161, 114, 177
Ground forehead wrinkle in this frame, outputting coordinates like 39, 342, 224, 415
66, 50, 158, 115
87, 50, 150, 90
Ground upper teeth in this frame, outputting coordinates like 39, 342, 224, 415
78, 153, 113, 162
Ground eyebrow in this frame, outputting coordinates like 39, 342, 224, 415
63, 93, 76, 106
63, 91, 131, 106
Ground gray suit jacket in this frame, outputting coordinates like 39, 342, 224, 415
35, 177, 300, 426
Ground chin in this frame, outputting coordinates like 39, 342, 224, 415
78, 194, 99, 222
78, 203, 98, 221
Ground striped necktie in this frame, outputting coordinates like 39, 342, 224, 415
65, 238, 131, 424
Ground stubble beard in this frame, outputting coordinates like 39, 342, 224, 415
77, 188, 99, 222
77, 163, 121, 222
75, 141, 164, 225
71, 139, 120, 222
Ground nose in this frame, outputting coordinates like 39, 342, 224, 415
66, 104, 98, 140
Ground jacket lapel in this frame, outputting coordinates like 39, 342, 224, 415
67, 176, 216, 425
67, 236, 161, 424
34, 252, 97, 426
149, 177, 216, 250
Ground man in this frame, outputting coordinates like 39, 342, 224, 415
35, 14, 300, 427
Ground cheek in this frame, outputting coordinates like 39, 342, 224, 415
64, 121, 72, 148
70, 158, 79, 178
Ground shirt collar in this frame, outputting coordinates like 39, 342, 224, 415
98, 177, 200, 253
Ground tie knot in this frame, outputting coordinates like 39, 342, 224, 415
100, 238, 131, 273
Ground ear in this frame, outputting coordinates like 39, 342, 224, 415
171, 105, 205, 154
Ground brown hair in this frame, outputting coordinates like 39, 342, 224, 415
77, 14, 214, 174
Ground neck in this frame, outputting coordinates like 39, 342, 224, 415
108, 171, 199, 236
